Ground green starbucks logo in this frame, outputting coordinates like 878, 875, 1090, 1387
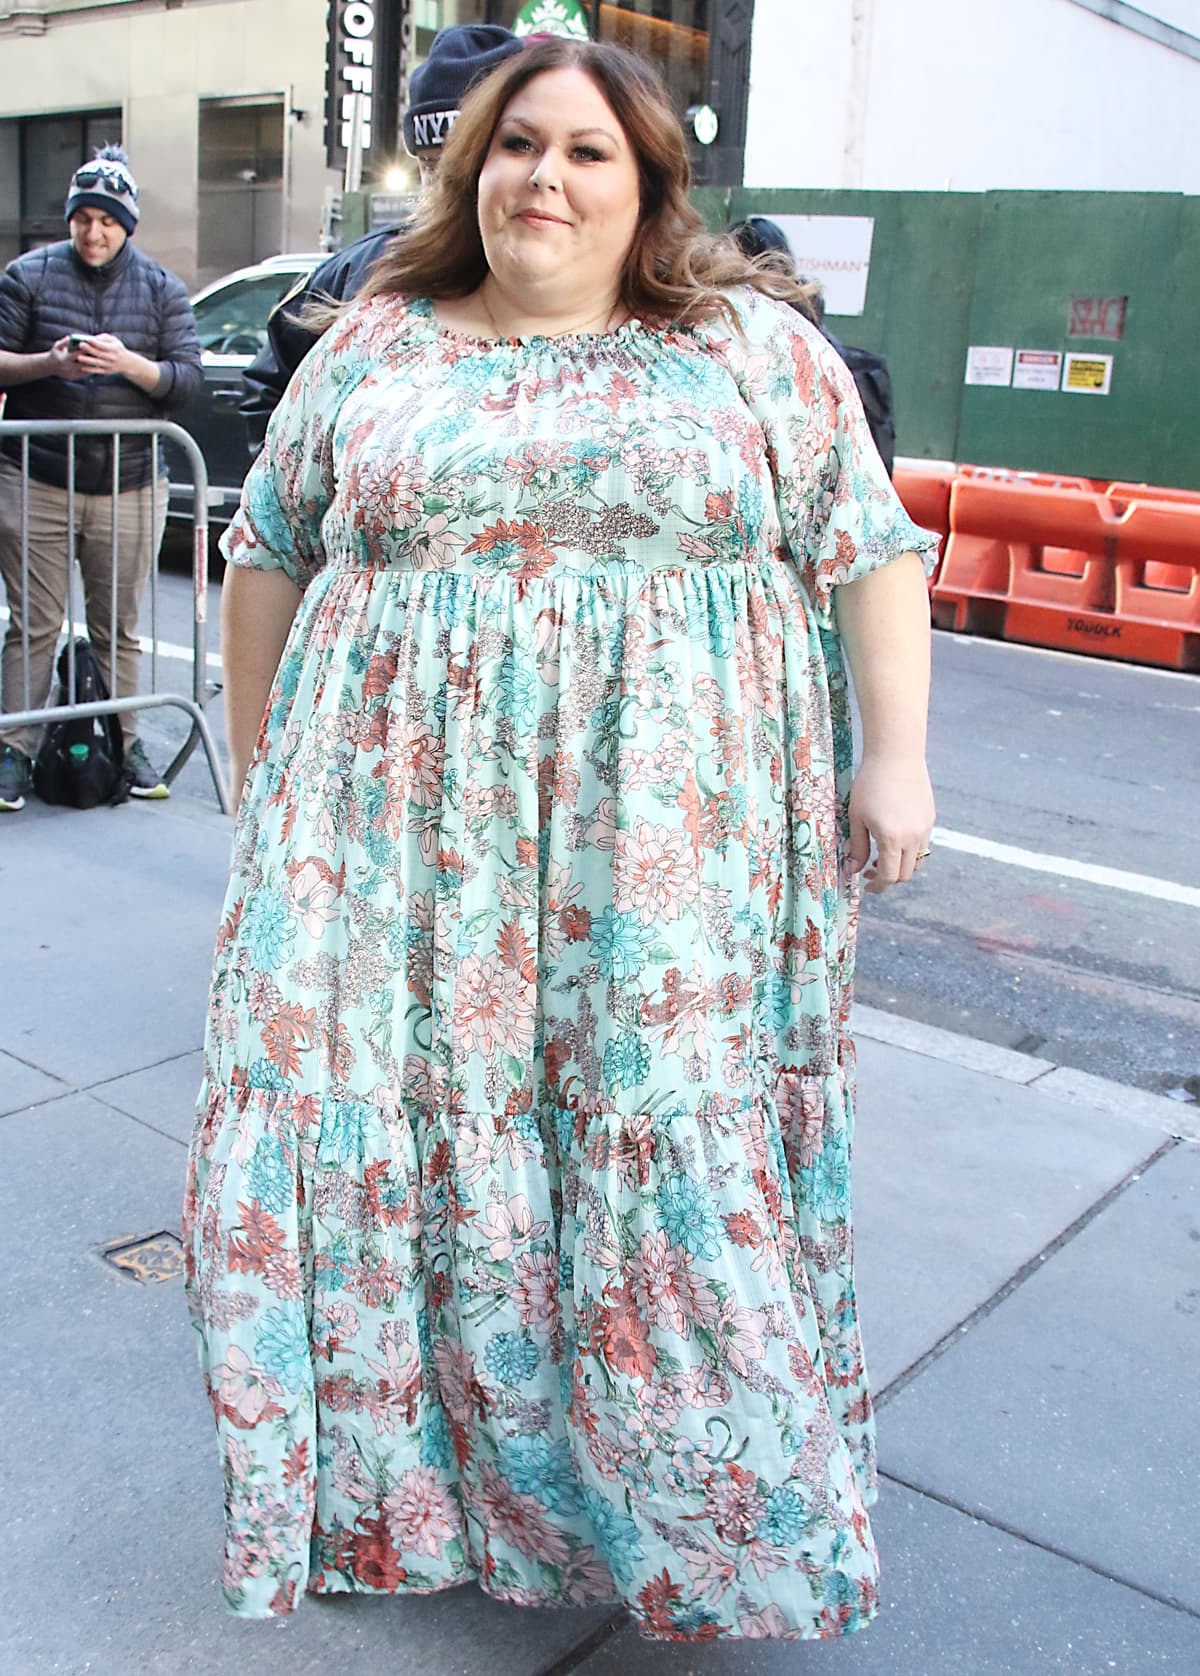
513, 0, 590, 42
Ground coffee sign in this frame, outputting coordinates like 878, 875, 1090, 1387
325, 0, 404, 172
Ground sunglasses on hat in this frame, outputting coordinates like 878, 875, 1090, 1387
72, 161, 138, 198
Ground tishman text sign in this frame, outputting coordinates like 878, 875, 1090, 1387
769, 215, 875, 316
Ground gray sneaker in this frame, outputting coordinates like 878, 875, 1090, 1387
0, 743, 32, 812
125, 739, 170, 800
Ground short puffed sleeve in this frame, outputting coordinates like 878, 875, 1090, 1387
697, 288, 939, 613
219, 297, 388, 589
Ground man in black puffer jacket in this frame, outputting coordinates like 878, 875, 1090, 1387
0, 145, 201, 810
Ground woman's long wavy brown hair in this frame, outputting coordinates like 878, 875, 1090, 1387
355, 37, 809, 329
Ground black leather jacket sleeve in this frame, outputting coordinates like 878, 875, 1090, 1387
822, 329, 896, 478
239, 226, 405, 457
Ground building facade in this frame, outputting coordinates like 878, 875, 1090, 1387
0, 0, 757, 288
1, 0, 1196, 290
743, 0, 1200, 194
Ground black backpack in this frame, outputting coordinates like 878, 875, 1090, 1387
33, 638, 129, 809
826, 335, 896, 478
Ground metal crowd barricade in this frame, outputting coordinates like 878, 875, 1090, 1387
0, 418, 230, 813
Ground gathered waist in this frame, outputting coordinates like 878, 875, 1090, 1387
320, 555, 781, 583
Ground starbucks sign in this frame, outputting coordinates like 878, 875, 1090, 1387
513, 0, 590, 41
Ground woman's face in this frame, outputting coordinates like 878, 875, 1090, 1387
477, 67, 641, 301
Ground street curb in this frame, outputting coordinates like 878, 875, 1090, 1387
853, 1003, 1200, 1143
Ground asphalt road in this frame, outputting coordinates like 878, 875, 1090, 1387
139, 562, 1200, 1100
856, 631, 1200, 1098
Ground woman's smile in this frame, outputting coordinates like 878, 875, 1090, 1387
515, 209, 570, 228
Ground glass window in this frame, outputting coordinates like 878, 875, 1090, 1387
197, 99, 285, 281
416, 4, 714, 171
15, 109, 123, 250
191, 271, 306, 357
198, 100, 284, 187
406, 4, 722, 178
84, 113, 124, 161
596, 2, 710, 120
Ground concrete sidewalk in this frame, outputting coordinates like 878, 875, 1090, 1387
1, 797, 1196, 1676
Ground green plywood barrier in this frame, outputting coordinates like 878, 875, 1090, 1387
956, 191, 1192, 487
731, 188, 983, 464
727, 188, 1199, 492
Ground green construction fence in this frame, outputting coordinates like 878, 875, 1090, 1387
725, 187, 1199, 492
346, 184, 1198, 491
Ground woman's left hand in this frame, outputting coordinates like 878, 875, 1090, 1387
847, 753, 936, 894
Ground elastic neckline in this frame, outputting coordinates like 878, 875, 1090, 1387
420, 295, 660, 352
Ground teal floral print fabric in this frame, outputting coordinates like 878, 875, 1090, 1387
184, 287, 938, 1635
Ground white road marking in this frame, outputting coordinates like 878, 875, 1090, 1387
137, 632, 223, 673
941, 629, 1200, 685
933, 826, 1200, 909
3, 610, 1194, 903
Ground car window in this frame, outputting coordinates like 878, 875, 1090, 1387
192, 271, 310, 357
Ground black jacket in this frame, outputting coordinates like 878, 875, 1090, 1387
0, 239, 202, 492
825, 331, 895, 478
240, 226, 405, 456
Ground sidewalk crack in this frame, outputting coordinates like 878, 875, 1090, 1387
876, 1135, 1178, 1407
881, 1473, 1200, 1621
531, 1610, 627, 1676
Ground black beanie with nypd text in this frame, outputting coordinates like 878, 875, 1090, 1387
402, 25, 523, 156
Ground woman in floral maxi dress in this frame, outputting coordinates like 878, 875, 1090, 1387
184, 39, 938, 1636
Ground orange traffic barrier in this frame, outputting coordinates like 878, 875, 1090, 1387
1104, 480, 1200, 505
959, 465, 1109, 494
894, 458, 956, 570
931, 475, 1200, 671
1104, 483, 1200, 594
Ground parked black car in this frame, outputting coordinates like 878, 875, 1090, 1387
163, 253, 321, 529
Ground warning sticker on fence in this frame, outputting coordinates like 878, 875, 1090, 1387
1012, 349, 1063, 391
964, 345, 1014, 386
1061, 353, 1113, 395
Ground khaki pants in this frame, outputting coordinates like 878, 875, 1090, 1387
0, 456, 168, 755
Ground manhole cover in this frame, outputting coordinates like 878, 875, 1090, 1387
101, 1230, 184, 1284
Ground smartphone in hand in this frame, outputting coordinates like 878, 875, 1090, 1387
67, 334, 89, 353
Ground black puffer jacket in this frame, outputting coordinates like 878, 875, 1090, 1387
0, 239, 202, 492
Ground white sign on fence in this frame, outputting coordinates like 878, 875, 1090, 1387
964, 345, 1015, 387
769, 215, 875, 316
1012, 349, 1064, 391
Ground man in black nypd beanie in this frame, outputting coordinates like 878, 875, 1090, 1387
403, 24, 524, 166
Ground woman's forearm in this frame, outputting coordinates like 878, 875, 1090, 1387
833, 552, 935, 890
221, 565, 303, 800
834, 552, 931, 760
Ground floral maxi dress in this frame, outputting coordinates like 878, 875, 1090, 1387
184, 287, 937, 1635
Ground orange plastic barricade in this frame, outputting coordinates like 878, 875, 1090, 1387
953, 467, 1109, 581
1104, 482, 1200, 594
959, 465, 1108, 494
932, 476, 1200, 671
893, 458, 956, 574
